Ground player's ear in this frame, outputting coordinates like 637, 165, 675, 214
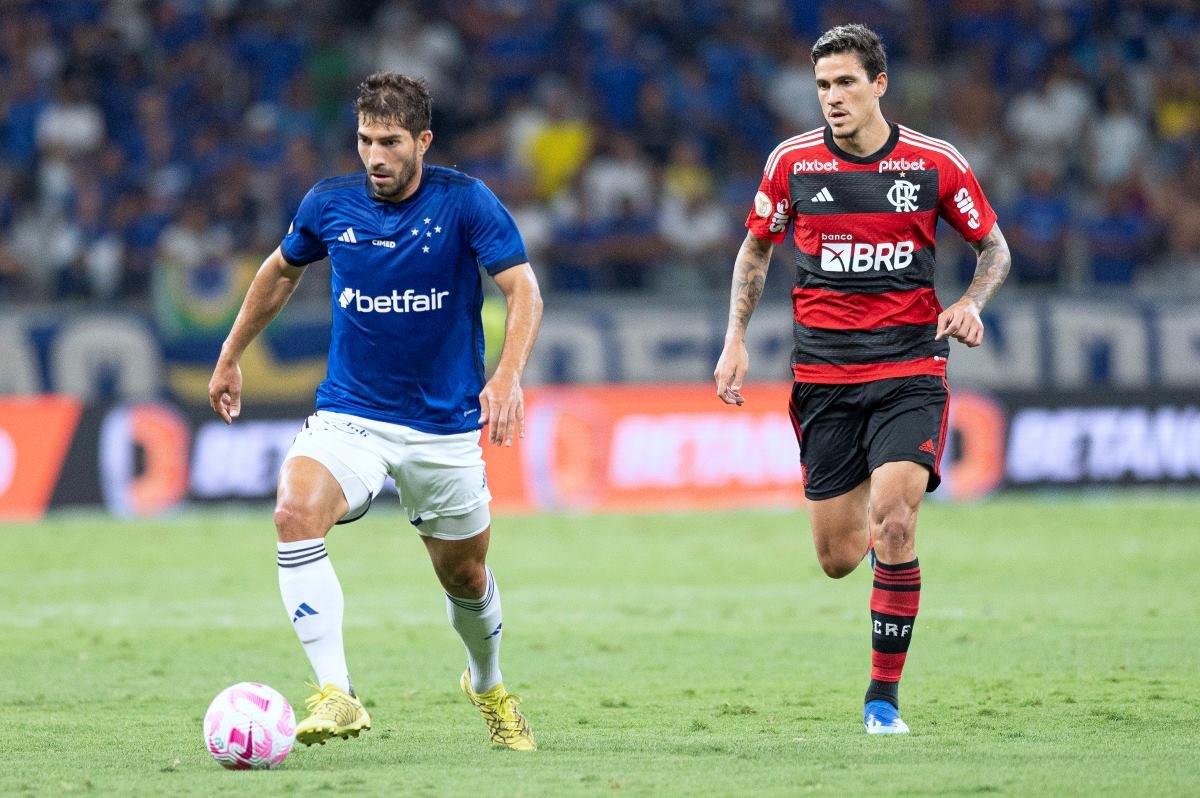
418, 129, 433, 155
874, 71, 888, 98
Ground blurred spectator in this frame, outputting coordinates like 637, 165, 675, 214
1087, 81, 1148, 187
1082, 181, 1154, 286
55, 180, 124, 300
765, 46, 825, 134
0, 0, 1195, 305
1153, 47, 1200, 146
1150, 149, 1200, 285
366, 2, 464, 99
1006, 53, 1094, 174
581, 131, 654, 221
526, 82, 592, 201
1005, 168, 1072, 286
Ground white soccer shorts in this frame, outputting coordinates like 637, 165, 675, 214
284, 410, 492, 539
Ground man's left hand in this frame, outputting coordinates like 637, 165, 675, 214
478, 370, 524, 446
935, 298, 984, 347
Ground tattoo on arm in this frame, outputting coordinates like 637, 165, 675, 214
964, 226, 1011, 310
728, 234, 773, 337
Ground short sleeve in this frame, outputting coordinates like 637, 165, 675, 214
938, 163, 997, 243
465, 180, 528, 275
280, 188, 328, 266
745, 155, 793, 244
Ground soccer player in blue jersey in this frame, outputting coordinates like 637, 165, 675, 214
207, 72, 543, 751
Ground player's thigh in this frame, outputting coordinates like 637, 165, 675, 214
863, 375, 949, 494
789, 381, 870, 501
283, 412, 390, 525
391, 428, 492, 540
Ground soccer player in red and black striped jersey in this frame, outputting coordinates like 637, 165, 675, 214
714, 23, 1011, 734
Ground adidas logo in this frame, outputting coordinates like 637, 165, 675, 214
918, 439, 936, 455
810, 187, 833, 203
484, 622, 503, 640
292, 602, 319, 622
337, 227, 358, 243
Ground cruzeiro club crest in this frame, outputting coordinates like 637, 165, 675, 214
887, 179, 920, 212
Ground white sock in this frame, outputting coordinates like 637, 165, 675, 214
277, 538, 350, 693
446, 566, 504, 693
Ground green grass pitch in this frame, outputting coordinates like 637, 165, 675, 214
2, 495, 1197, 796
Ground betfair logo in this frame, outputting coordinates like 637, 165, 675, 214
338, 287, 450, 313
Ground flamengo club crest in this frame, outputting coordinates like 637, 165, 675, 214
887, 179, 920, 212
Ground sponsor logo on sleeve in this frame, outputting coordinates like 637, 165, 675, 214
768, 199, 791, 233
954, 187, 981, 229
754, 191, 772, 218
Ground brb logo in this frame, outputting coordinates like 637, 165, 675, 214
887, 179, 920, 212
820, 234, 914, 272
338, 286, 449, 313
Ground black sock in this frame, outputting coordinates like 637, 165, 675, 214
865, 678, 899, 708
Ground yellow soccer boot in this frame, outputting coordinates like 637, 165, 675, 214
460, 670, 536, 751
295, 683, 371, 746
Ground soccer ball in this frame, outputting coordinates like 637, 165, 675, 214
203, 682, 295, 769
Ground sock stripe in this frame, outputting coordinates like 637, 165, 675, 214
873, 558, 920, 592
873, 558, 919, 572
278, 548, 326, 560
278, 552, 328, 568
446, 568, 495, 611
277, 541, 325, 555
277, 542, 328, 568
873, 571, 921, 583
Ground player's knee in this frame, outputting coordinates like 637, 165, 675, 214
273, 500, 330, 542
873, 514, 915, 552
813, 536, 861, 578
817, 551, 858, 579
437, 559, 487, 599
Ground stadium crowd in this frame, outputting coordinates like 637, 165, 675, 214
0, 0, 1197, 305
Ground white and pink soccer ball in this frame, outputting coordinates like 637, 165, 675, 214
203, 682, 295, 769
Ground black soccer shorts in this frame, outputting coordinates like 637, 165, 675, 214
787, 375, 949, 501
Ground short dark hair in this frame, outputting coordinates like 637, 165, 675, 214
810, 24, 888, 80
354, 72, 432, 136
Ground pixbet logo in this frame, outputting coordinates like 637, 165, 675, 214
338, 287, 450, 313
820, 237, 915, 272
878, 157, 927, 172
792, 157, 839, 173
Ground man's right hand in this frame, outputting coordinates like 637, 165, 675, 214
208, 360, 243, 424
714, 340, 748, 406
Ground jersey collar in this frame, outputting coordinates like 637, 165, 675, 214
824, 121, 899, 164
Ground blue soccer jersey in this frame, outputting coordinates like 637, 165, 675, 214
280, 165, 527, 434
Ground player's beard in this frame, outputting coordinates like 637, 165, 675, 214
372, 151, 420, 199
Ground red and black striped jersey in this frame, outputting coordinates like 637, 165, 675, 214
746, 122, 997, 384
